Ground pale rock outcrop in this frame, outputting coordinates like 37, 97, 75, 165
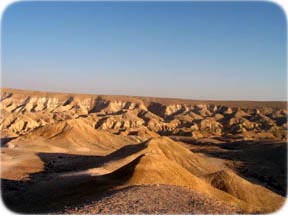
199, 118, 222, 135
0, 89, 286, 140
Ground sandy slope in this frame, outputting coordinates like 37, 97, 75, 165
1, 88, 287, 214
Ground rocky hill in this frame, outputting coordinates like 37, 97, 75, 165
1, 88, 287, 214
1, 88, 286, 141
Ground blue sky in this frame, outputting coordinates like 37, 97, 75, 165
1, 1, 286, 100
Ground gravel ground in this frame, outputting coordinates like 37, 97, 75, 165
58, 185, 242, 214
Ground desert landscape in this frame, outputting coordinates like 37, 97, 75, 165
0, 88, 287, 214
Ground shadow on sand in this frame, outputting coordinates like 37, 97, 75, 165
0, 137, 17, 147
1, 142, 147, 214
181, 139, 287, 196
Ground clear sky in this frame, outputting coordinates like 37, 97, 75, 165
1, 1, 287, 101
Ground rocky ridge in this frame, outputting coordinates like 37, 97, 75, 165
1, 88, 287, 214
1, 88, 287, 141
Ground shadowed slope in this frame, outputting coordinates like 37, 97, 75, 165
204, 169, 284, 213
115, 137, 284, 213
1, 88, 287, 214
1, 136, 285, 214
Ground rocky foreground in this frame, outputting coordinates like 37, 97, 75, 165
0, 88, 287, 214
58, 185, 242, 214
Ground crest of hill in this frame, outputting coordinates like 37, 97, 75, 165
1, 88, 286, 109
7, 118, 139, 155
103, 137, 285, 213
204, 169, 285, 213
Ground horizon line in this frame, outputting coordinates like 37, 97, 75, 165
1, 86, 287, 103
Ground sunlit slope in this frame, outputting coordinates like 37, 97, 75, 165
1, 88, 287, 141
6, 118, 140, 154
